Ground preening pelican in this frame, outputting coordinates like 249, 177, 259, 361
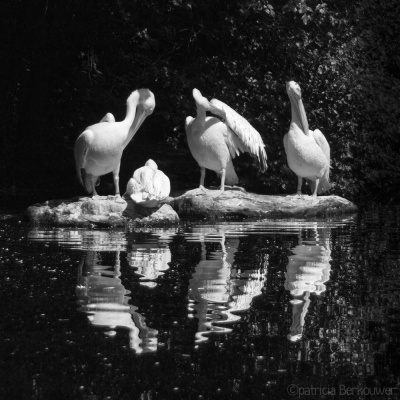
284, 81, 330, 197
185, 88, 267, 195
74, 89, 155, 198
126, 159, 170, 208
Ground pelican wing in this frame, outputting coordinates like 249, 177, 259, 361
222, 126, 248, 160
283, 133, 289, 156
312, 129, 330, 165
153, 170, 171, 199
133, 166, 156, 196
74, 129, 94, 188
128, 165, 170, 203
126, 177, 143, 201
210, 99, 268, 171
312, 128, 331, 192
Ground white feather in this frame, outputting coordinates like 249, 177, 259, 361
210, 98, 268, 171
126, 160, 170, 207
100, 113, 115, 123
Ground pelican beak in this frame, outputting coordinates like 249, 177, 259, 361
136, 107, 150, 130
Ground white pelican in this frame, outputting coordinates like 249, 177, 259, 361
125, 159, 170, 208
284, 81, 330, 197
74, 89, 155, 198
185, 88, 268, 195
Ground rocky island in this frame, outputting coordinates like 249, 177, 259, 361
26, 190, 357, 227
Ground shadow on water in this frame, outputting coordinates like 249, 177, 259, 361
1, 210, 399, 399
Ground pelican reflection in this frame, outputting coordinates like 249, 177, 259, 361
76, 250, 158, 353
285, 225, 332, 342
186, 227, 267, 342
28, 228, 162, 353
128, 244, 171, 288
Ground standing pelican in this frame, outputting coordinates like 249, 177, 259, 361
185, 89, 267, 195
74, 89, 155, 198
284, 81, 330, 197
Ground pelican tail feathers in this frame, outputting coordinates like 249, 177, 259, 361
74, 130, 92, 188
318, 172, 331, 193
224, 161, 239, 186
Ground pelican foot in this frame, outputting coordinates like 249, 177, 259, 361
186, 186, 209, 196
108, 194, 126, 203
287, 193, 303, 199
211, 189, 225, 198
221, 185, 246, 193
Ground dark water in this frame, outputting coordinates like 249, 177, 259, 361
1, 209, 400, 400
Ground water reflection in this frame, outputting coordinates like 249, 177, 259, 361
28, 221, 346, 348
28, 228, 176, 353
76, 250, 158, 353
28, 229, 128, 251
284, 225, 332, 342
185, 227, 267, 342
128, 244, 171, 288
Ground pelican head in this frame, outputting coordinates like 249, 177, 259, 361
286, 81, 302, 100
192, 88, 209, 109
137, 88, 156, 116
145, 159, 158, 170
193, 88, 226, 121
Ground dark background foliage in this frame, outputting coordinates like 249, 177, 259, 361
1, 0, 399, 207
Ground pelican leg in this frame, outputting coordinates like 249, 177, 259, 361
91, 177, 100, 198
296, 176, 303, 195
288, 176, 303, 199
111, 163, 126, 203
113, 166, 120, 196
212, 168, 226, 198
186, 167, 208, 196
199, 167, 206, 192
311, 178, 319, 198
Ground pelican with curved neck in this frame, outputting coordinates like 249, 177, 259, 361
284, 81, 330, 197
185, 88, 268, 197
74, 89, 155, 198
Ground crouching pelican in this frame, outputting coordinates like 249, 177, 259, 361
126, 159, 170, 208
185, 89, 268, 196
74, 89, 155, 198
284, 81, 330, 197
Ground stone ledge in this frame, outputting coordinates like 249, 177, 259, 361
27, 196, 179, 227
26, 191, 357, 226
167, 190, 357, 219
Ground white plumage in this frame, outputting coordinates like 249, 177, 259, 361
126, 159, 170, 208
284, 81, 330, 197
99, 112, 115, 123
185, 88, 267, 195
74, 89, 155, 198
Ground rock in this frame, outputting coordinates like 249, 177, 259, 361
26, 190, 357, 226
167, 189, 357, 219
123, 200, 179, 226
27, 196, 179, 227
